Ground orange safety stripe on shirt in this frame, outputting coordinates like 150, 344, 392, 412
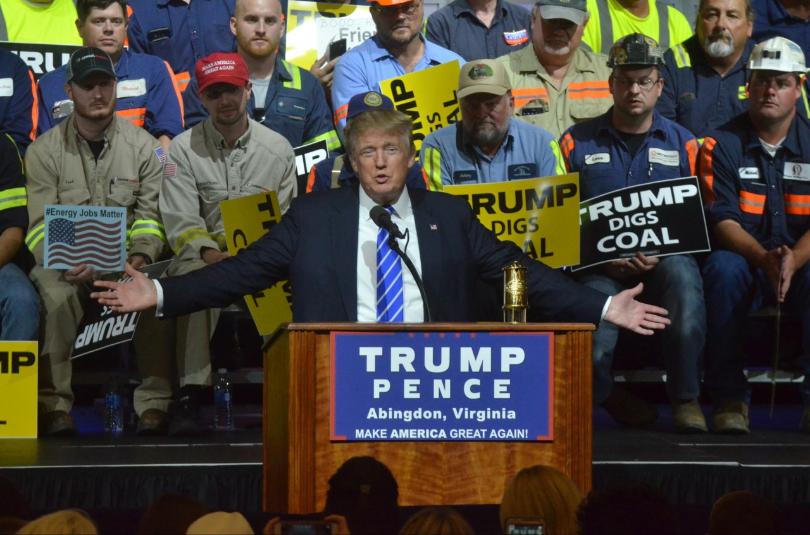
567, 80, 610, 100
559, 132, 575, 172
163, 61, 184, 128
175, 72, 191, 93
117, 107, 146, 127
420, 166, 430, 190
124, 5, 133, 49
334, 104, 349, 125
512, 87, 549, 108
685, 138, 698, 176
785, 193, 810, 215
698, 137, 717, 203
739, 190, 766, 215
27, 68, 38, 142
305, 164, 318, 193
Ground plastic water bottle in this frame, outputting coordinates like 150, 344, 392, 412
213, 369, 234, 430
104, 382, 124, 435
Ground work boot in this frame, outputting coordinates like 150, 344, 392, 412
672, 399, 708, 433
602, 386, 658, 428
712, 400, 750, 434
169, 387, 203, 437
39, 410, 75, 437
137, 408, 170, 436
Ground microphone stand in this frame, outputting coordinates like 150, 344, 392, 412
387, 234, 432, 323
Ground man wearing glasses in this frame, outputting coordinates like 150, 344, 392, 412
560, 33, 707, 434
331, 0, 464, 135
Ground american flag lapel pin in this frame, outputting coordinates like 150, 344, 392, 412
430, 223, 438, 231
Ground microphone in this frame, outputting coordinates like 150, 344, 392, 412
369, 205, 432, 322
370, 205, 405, 239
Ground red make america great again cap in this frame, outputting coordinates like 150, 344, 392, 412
195, 52, 250, 93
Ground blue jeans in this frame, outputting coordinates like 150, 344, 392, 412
702, 250, 810, 404
0, 263, 39, 340
578, 255, 706, 405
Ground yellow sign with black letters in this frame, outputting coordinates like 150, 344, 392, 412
380, 62, 461, 157
220, 192, 292, 336
444, 174, 581, 268
0, 341, 38, 438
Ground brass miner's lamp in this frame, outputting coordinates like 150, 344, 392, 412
503, 261, 527, 323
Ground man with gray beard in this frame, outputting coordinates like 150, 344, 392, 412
420, 59, 564, 189
657, 0, 757, 136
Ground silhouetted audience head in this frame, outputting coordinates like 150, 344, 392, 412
0, 475, 32, 520
324, 456, 400, 535
399, 507, 474, 535
16, 509, 97, 535
577, 482, 676, 535
499, 465, 582, 535
186, 511, 254, 534
0, 516, 26, 535
138, 493, 209, 535
707, 490, 781, 535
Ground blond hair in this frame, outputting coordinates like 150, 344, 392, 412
17, 510, 97, 535
499, 465, 583, 535
344, 109, 414, 158
399, 507, 474, 535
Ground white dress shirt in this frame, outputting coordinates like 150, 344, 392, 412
356, 187, 425, 322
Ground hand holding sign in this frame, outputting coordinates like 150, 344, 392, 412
604, 283, 670, 336
64, 264, 98, 285
92, 263, 158, 313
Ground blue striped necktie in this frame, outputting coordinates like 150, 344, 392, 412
376, 206, 404, 322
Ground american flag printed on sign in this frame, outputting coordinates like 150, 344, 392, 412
47, 218, 124, 271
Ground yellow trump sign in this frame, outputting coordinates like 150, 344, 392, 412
0, 341, 38, 438
444, 174, 581, 268
220, 192, 291, 336
380, 62, 461, 157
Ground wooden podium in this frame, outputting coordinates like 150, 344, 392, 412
263, 323, 593, 513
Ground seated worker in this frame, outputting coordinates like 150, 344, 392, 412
160, 52, 297, 435
25, 48, 170, 436
560, 34, 706, 433
38, 0, 184, 153
421, 59, 563, 189
305, 91, 428, 193
700, 37, 810, 434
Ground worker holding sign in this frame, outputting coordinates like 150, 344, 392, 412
560, 34, 707, 434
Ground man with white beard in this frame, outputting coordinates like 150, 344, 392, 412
657, 0, 808, 136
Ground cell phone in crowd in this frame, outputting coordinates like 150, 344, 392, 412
506, 518, 545, 535
273, 520, 336, 535
328, 38, 348, 61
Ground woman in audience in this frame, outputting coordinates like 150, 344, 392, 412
499, 465, 582, 535
399, 507, 474, 535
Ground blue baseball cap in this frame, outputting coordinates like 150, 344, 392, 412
347, 91, 394, 121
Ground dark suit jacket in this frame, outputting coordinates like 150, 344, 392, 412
162, 185, 607, 323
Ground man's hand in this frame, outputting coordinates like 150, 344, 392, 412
127, 254, 150, 270
604, 252, 659, 279
201, 247, 230, 265
310, 52, 338, 92
776, 245, 795, 302
91, 262, 157, 312
604, 283, 670, 335
64, 264, 97, 285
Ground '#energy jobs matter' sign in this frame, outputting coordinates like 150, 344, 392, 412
330, 332, 554, 442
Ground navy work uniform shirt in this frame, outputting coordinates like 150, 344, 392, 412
752, 0, 810, 62
560, 109, 699, 200
0, 48, 36, 152
183, 57, 339, 153
700, 112, 810, 250
425, 0, 531, 61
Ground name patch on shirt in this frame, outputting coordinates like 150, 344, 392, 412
584, 153, 610, 165
738, 167, 760, 180
783, 162, 810, 181
117, 79, 147, 99
648, 148, 680, 167
508, 163, 538, 179
0, 78, 13, 97
503, 29, 529, 46
452, 170, 478, 183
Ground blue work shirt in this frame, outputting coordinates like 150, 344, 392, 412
184, 56, 340, 152
305, 153, 428, 193
659, 35, 754, 137
0, 48, 36, 152
420, 118, 564, 189
560, 109, 699, 200
331, 35, 464, 132
37, 48, 184, 139
752, 0, 810, 60
127, 0, 236, 92
425, 0, 531, 61
700, 112, 810, 250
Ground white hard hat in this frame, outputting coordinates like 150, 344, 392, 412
748, 37, 807, 74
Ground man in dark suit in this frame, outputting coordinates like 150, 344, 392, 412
93, 96, 669, 335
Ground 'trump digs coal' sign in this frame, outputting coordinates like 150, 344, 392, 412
330, 332, 554, 442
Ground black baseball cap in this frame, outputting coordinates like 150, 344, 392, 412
66, 47, 116, 84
